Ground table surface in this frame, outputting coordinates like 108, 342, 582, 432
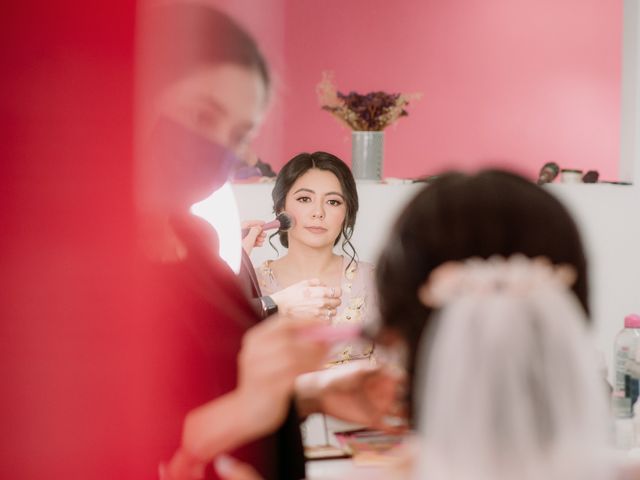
307, 458, 383, 479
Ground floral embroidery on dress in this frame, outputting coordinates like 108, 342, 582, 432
257, 260, 276, 292
333, 295, 368, 363
340, 345, 353, 362
343, 260, 357, 294
345, 261, 357, 280
335, 297, 364, 325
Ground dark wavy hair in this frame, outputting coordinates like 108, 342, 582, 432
271, 151, 359, 269
376, 169, 589, 419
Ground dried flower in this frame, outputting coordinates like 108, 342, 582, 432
316, 72, 420, 131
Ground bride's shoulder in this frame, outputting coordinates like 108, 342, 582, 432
357, 260, 375, 272
342, 257, 375, 280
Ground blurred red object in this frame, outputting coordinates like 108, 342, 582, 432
0, 1, 143, 478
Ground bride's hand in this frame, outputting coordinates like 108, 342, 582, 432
270, 279, 342, 322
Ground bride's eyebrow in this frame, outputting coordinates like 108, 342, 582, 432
292, 188, 344, 199
325, 191, 345, 199
293, 188, 314, 195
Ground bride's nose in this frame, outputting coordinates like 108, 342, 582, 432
311, 202, 325, 219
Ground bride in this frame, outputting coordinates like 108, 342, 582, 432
255, 151, 377, 366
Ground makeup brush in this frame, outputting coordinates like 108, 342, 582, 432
241, 212, 295, 238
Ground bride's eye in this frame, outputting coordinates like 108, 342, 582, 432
296, 196, 311, 203
327, 199, 343, 206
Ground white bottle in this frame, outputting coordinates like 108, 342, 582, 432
613, 314, 640, 418
626, 399, 640, 455
615, 416, 635, 450
633, 400, 640, 448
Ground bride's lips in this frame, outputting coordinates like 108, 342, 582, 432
305, 226, 328, 234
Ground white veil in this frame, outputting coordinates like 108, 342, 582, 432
413, 256, 613, 480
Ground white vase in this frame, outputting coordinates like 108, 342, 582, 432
351, 131, 384, 180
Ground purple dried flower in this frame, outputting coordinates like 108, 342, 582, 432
316, 72, 420, 131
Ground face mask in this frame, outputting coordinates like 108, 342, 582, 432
144, 116, 239, 212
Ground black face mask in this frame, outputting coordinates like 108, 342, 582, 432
145, 116, 239, 212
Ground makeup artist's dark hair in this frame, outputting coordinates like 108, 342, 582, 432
376, 169, 589, 417
271, 151, 359, 269
138, 2, 270, 105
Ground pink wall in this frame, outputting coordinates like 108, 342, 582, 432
210, 0, 287, 170
251, 0, 622, 181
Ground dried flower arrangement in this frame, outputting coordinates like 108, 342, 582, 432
316, 72, 420, 131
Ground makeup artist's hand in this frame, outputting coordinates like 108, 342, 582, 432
270, 279, 342, 322
295, 363, 407, 431
241, 220, 266, 254
164, 316, 331, 480
214, 455, 263, 480
234, 315, 331, 437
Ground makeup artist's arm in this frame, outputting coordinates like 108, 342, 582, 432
161, 316, 330, 480
294, 363, 406, 430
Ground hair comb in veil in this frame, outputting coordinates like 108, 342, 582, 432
413, 255, 612, 480
418, 254, 577, 309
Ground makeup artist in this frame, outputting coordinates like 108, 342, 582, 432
136, 3, 317, 478
136, 4, 402, 479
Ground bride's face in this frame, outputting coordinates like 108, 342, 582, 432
284, 168, 347, 249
